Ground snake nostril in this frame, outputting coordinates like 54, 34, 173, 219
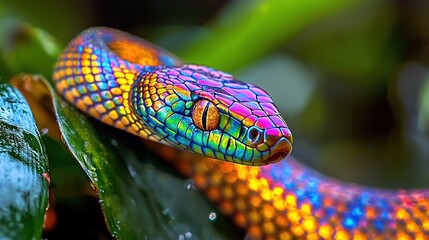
248, 127, 263, 145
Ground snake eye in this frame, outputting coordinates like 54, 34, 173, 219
192, 99, 220, 131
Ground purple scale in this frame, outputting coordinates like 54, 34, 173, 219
224, 82, 248, 89
209, 70, 221, 78
255, 117, 275, 129
261, 102, 279, 115
178, 75, 194, 82
229, 102, 252, 120
187, 65, 202, 71
257, 96, 273, 103
167, 69, 180, 76
168, 78, 182, 84
192, 72, 207, 80
184, 82, 200, 91
250, 86, 268, 96
265, 128, 282, 138
217, 96, 233, 106
180, 69, 193, 76
242, 102, 261, 110
252, 110, 267, 117
270, 116, 286, 127
197, 79, 223, 88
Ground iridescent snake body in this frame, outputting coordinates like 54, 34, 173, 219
53, 27, 429, 239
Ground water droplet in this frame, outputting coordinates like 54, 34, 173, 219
40, 128, 49, 136
178, 235, 184, 240
162, 208, 170, 215
208, 212, 216, 221
111, 139, 118, 146
185, 232, 192, 239
184, 179, 196, 190
84, 141, 89, 147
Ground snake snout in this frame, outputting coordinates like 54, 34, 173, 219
262, 128, 293, 164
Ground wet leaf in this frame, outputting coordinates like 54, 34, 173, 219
19, 74, 238, 239
0, 84, 49, 240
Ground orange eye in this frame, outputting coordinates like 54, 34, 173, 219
192, 99, 220, 131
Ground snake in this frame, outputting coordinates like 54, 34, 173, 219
53, 27, 429, 239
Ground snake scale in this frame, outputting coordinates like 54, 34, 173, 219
53, 27, 429, 239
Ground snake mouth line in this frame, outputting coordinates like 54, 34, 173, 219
265, 151, 288, 164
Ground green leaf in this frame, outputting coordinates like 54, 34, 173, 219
0, 22, 61, 80
0, 84, 49, 240
29, 76, 238, 238
181, 0, 363, 72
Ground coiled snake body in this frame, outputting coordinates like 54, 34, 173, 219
53, 27, 429, 239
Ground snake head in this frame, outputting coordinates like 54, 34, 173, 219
132, 64, 292, 166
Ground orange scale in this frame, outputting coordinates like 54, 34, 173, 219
219, 201, 234, 215
335, 229, 350, 240
291, 225, 305, 237
262, 203, 275, 219
95, 104, 107, 114
88, 108, 100, 119
233, 212, 248, 228
307, 233, 320, 240
82, 96, 93, 106
151, 94, 159, 101
285, 194, 297, 207
247, 224, 262, 239
300, 203, 312, 216
92, 67, 102, 75
144, 99, 152, 107
82, 59, 90, 66
397, 208, 410, 219
76, 100, 88, 111
248, 195, 261, 208
286, 211, 300, 224
193, 174, 207, 189
64, 91, 75, 103
224, 172, 237, 184
422, 219, 429, 231
117, 78, 127, 85
318, 224, 333, 239
235, 198, 248, 211
222, 186, 234, 199
125, 73, 135, 80
365, 206, 377, 219
120, 84, 131, 92
108, 110, 119, 120
82, 67, 91, 74
397, 231, 412, 240
131, 123, 140, 133
113, 71, 125, 78
236, 184, 250, 196
278, 231, 292, 240
206, 187, 221, 202
248, 210, 261, 223
84, 74, 95, 83
263, 221, 276, 235
65, 68, 73, 76
273, 198, 285, 211
115, 120, 125, 129
352, 230, 366, 240
302, 217, 317, 233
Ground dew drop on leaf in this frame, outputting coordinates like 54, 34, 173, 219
208, 211, 216, 221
